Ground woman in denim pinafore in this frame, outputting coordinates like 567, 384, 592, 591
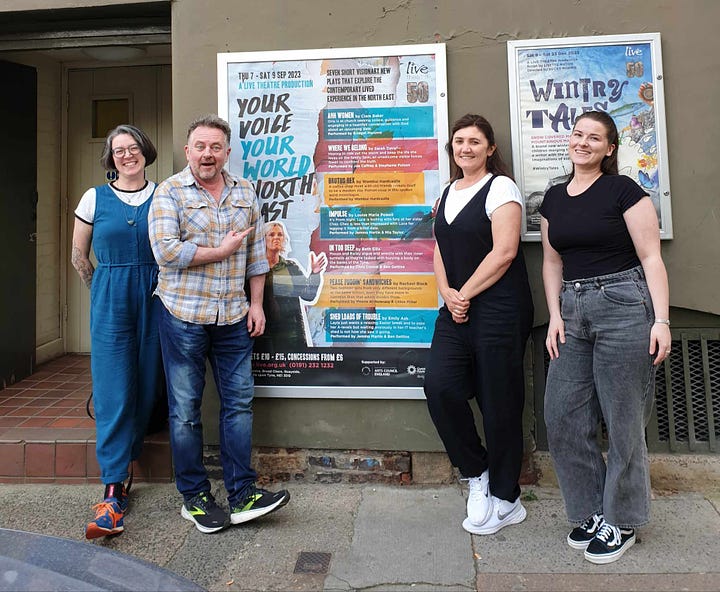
71, 125, 163, 539
540, 111, 671, 565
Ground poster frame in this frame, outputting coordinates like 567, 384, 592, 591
217, 43, 448, 399
507, 33, 672, 241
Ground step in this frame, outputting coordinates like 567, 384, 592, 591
0, 354, 172, 484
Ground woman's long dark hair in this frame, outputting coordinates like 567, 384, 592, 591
446, 114, 513, 183
568, 111, 619, 180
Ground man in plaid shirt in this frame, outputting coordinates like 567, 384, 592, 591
149, 114, 290, 534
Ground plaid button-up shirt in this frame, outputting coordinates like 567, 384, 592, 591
149, 166, 269, 325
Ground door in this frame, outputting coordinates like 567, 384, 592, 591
66, 65, 172, 352
0, 60, 37, 386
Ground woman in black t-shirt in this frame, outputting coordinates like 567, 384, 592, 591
540, 111, 670, 565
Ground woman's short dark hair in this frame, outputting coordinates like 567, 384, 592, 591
446, 113, 513, 183
100, 124, 157, 171
568, 111, 619, 179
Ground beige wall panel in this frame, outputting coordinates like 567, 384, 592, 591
240, 398, 442, 451
157, 65, 174, 178
35, 62, 63, 353
171, 0, 720, 318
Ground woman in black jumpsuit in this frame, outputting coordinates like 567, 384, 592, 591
424, 114, 533, 535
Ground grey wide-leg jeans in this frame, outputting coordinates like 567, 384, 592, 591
544, 266, 657, 528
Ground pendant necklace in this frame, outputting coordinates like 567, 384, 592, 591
120, 201, 137, 226
112, 180, 146, 226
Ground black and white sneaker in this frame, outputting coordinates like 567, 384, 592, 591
181, 492, 229, 534
567, 513, 604, 549
584, 522, 636, 564
230, 486, 290, 525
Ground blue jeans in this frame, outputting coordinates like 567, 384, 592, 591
159, 305, 257, 506
544, 266, 656, 528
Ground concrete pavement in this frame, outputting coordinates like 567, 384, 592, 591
0, 481, 719, 591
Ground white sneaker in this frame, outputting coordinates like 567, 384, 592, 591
462, 495, 527, 535
466, 470, 491, 526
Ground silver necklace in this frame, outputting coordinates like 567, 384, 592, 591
120, 201, 137, 226
112, 181, 146, 226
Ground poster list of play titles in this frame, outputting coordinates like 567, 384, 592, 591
224, 49, 444, 389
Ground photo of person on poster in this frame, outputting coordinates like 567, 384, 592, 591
259, 221, 327, 352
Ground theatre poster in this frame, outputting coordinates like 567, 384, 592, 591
218, 43, 449, 398
507, 33, 672, 241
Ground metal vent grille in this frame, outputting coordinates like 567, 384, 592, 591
534, 328, 720, 453
654, 335, 720, 451
293, 551, 332, 574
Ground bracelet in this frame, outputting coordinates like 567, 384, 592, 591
654, 318, 671, 326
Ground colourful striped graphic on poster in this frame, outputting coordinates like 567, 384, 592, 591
218, 44, 449, 397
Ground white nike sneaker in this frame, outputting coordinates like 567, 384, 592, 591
462, 495, 527, 535
466, 470, 491, 526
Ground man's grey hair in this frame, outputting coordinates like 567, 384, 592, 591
186, 114, 231, 144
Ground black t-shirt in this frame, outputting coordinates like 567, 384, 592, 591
539, 174, 648, 280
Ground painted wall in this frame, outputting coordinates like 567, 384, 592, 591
171, 0, 720, 319
168, 0, 720, 450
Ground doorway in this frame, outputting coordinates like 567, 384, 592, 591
0, 60, 37, 386
65, 65, 173, 352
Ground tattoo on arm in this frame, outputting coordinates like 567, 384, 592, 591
71, 245, 94, 289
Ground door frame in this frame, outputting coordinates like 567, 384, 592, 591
60, 57, 172, 354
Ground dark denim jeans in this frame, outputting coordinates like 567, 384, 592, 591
544, 266, 656, 528
159, 305, 257, 507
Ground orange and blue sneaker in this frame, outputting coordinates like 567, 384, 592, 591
108, 482, 129, 514
85, 483, 126, 539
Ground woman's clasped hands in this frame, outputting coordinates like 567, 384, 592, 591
445, 288, 470, 323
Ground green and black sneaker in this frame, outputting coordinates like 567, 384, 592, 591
230, 486, 290, 525
181, 491, 228, 533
